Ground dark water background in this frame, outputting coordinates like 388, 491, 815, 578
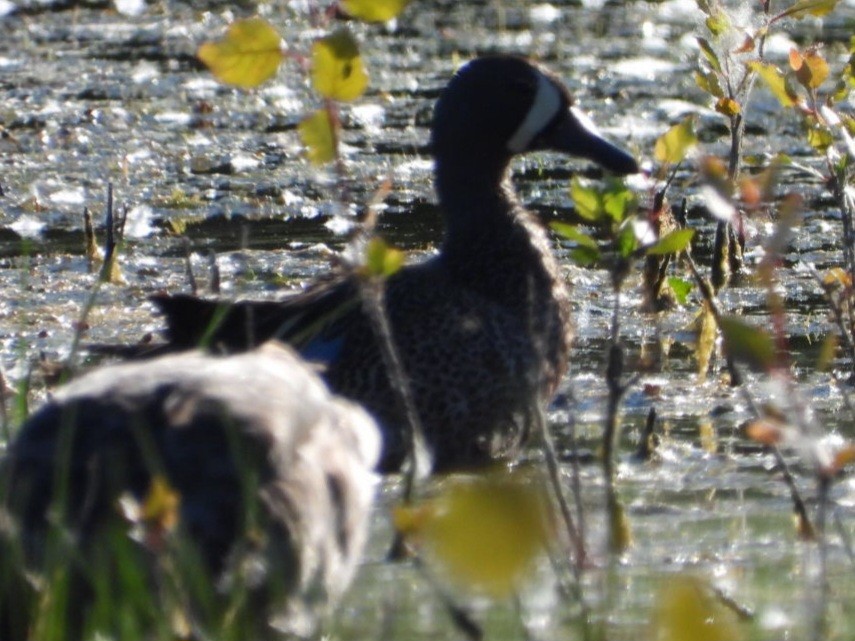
1, 0, 855, 637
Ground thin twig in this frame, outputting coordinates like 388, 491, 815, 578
411, 555, 483, 641
534, 403, 585, 572
807, 476, 830, 641
832, 506, 855, 566
182, 238, 198, 296
0, 367, 10, 443
360, 280, 431, 500
207, 251, 220, 295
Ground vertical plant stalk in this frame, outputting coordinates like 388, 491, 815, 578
411, 556, 483, 641
67, 187, 130, 374
99, 183, 124, 284
602, 289, 624, 494
533, 402, 586, 573
358, 279, 431, 498
828, 162, 855, 379
0, 368, 11, 442
83, 207, 99, 273
207, 250, 221, 294
182, 238, 198, 296
807, 475, 831, 641
602, 284, 635, 555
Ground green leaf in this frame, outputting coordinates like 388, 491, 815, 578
646, 228, 696, 256
603, 184, 636, 223
654, 116, 698, 165
197, 18, 283, 89
616, 223, 637, 258
569, 246, 601, 267
311, 28, 369, 102
570, 177, 605, 222
341, 0, 411, 22
705, 11, 730, 36
364, 237, 404, 277
749, 61, 799, 108
719, 315, 777, 371
550, 222, 599, 249
668, 277, 693, 305
298, 109, 337, 164
695, 70, 725, 98
805, 118, 833, 151
695, 0, 712, 15
777, 0, 839, 20
696, 37, 722, 73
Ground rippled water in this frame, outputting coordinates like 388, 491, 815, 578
2, 0, 855, 638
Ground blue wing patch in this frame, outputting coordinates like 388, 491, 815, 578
300, 335, 345, 365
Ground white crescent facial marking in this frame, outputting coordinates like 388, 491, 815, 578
506, 73, 563, 153
569, 105, 602, 137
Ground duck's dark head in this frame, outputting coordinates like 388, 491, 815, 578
431, 56, 639, 178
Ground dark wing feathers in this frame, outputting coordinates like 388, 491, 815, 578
151, 277, 361, 356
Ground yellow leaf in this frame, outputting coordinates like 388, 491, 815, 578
298, 109, 337, 165
654, 116, 698, 165
777, 0, 840, 20
141, 475, 181, 532
748, 61, 799, 108
823, 267, 851, 288
698, 420, 718, 454
714, 97, 741, 117
197, 18, 283, 89
101, 253, 124, 285
392, 503, 435, 540
425, 471, 551, 596
363, 237, 405, 277
341, 0, 411, 22
816, 333, 838, 372
651, 575, 740, 641
311, 29, 369, 102
791, 48, 830, 89
696, 302, 716, 379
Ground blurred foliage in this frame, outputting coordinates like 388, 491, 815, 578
197, 18, 283, 88
394, 470, 551, 596
650, 575, 741, 641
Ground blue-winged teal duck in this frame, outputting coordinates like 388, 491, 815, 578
0, 342, 380, 637
152, 56, 639, 473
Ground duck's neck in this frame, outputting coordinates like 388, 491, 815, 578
436, 158, 519, 256
435, 159, 561, 299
